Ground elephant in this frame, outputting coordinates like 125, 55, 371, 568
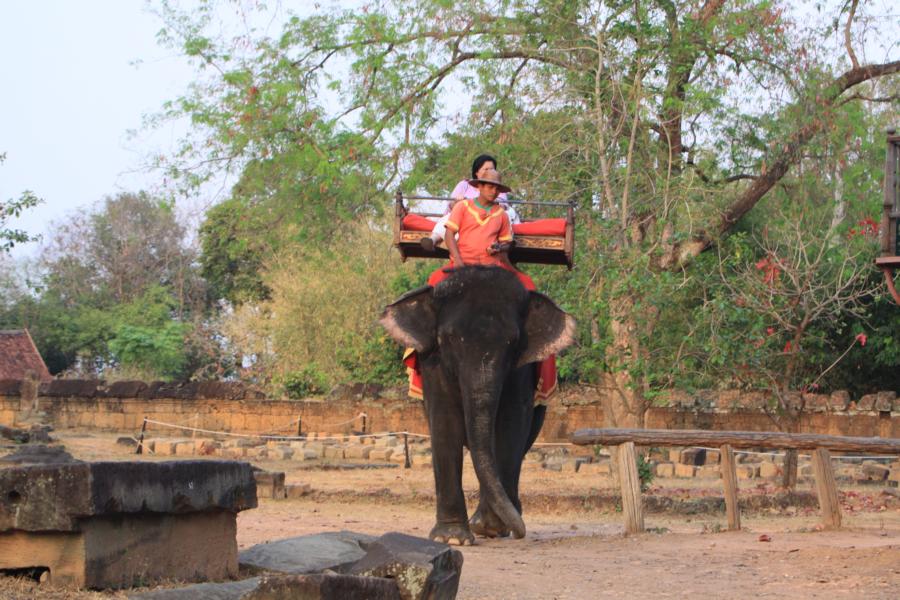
380, 266, 576, 545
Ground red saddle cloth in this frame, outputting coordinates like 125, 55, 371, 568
403, 349, 557, 404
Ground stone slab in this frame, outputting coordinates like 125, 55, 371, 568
243, 573, 401, 600
0, 460, 257, 532
239, 531, 376, 574
348, 532, 463, 600
129, 577, 261, 599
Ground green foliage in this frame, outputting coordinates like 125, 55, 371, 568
1, 153, 42, 252
637, 454, 654, 493
280, 366, 329, 399
109, 321, 188, 379
146, 0, 899, 404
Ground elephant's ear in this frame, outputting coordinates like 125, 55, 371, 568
517, 292, 577, 367
379, 285, 437, 353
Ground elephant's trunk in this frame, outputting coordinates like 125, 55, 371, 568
464, 388, 526, 539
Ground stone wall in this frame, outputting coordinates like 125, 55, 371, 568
0, 379, 897, 441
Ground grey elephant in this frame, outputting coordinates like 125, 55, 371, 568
381, 266, 575, 544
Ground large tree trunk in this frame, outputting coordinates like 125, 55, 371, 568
601, 293, 651, 429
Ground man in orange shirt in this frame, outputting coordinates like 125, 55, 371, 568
429, 169, 534, 290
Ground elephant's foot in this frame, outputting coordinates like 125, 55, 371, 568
469, 507, 510, 538
429, 522, 475, 546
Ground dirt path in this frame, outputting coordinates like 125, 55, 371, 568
2, 432, 898, 599
241, 497, 900, 600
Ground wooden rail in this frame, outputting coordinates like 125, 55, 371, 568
571, 428, 900, 535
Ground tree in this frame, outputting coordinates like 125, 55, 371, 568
10, 192, 220, 379
1, 152, 41, 252
153, 0, 898, 414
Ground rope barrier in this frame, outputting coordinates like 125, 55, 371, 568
142, 418, 430, 442
139, 420, 893, 460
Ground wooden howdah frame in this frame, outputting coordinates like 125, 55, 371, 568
876, 127, 900, 304
392, 191, 576, 269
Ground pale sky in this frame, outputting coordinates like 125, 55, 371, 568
1, 0, 195, 258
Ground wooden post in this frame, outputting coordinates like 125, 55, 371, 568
719, 444, 741, 531
812, 447, 842, 529
135, 417, 147, 455
403, 433, 411, 469
297, 416, 302, 437
616, 442, 644, 535
361, 414, 367, 434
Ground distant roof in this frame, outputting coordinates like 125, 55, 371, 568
0, 329, 52, 381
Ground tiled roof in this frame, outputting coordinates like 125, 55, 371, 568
0, 329, 52, 381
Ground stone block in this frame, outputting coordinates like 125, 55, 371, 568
655, 462, 675, 478
369, 448, 395, 461
301, 449, 321, 460
239, 531, 375, 574
875, 391, 896, 412
348, 532, 463, 600
759, 462, 782, 478
304, 442, 325, 456
829, 390, 851, 411
0, 459, 256, 589
696, 465, 720, 479
376, 435, 400, 448
667, 448, 682, 463
129, 577, 261, 599
416, 454, 433, 469
324, 446, 346, 460
856, 394, 876, 411
704, 450, 720, 465
674, 464, 696, 478
253, 470, 286, 500
244, 573, 401, 600
174, 441, 196, 456
285, 483, 312, 498
861, 463, 890, 482
154, 440, 178, 456
224, 447, 247, 459
271, 447, 294, 461
736, 465, 759, 480
344, 445, 373, 460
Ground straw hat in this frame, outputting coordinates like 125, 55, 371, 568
468, 168, 512, 194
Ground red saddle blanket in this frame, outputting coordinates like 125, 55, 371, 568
402, 214, 567, 237
403, 349, 558, 404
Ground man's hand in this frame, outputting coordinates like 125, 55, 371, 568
487, 242, 513, 255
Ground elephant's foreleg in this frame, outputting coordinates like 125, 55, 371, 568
425, 396, 474, 546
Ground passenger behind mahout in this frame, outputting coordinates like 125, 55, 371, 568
420, 153, 521, 252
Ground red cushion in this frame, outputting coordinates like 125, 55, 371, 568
402, 214, 567, 237
513, 218, 567, 236
402, 214, 437, 232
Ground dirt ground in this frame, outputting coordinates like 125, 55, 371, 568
2, 432, 898, 599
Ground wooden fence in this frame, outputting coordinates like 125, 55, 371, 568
571, 428, 900, 535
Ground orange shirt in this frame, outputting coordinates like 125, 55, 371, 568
445, 199, 513, 267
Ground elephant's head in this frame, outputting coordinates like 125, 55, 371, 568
380, 266, 576, 537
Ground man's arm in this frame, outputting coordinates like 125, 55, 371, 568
445, 231, 465, 266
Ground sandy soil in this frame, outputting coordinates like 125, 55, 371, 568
2, 432, 898, 599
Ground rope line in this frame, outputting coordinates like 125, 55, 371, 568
143, 418, 430, 441
139, 420, 893, 460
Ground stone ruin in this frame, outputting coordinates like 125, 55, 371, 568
0, 445, 464, 598
0, 445, 257, 588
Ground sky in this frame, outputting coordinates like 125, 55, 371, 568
1, 0, 196, 259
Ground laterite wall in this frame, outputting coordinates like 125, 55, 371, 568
0, 379, 897, 441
